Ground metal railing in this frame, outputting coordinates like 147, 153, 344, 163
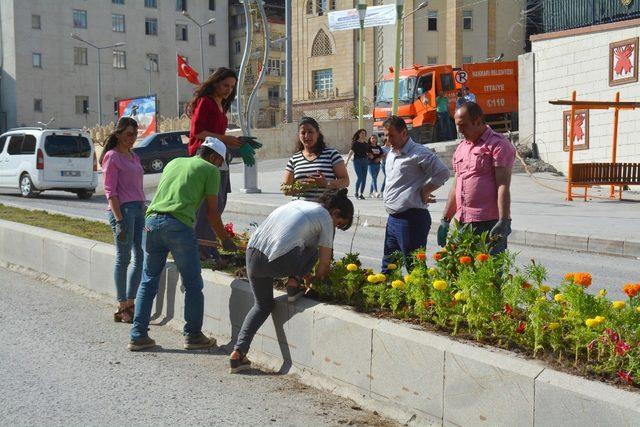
541, 0, 640, 32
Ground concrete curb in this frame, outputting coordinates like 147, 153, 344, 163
1, 219, 638, 426
225, 200, 640, 258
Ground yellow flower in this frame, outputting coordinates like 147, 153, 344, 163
387, 263, 397, 270
547, 322, 560, 330
335, 260, 343, 267
540, 285, 552, 293
375, 273, 386, 283
346, 263, 358, 272
636, 306, 640, 314
594, 316, 605, 324
612, 300, 626, 310
554, 293, 565, 303
598, 289, 607, 297
454, 291, 467, 302
391, 280, 405, 289
433, 280, 447, 291
537, 296, 547, 303
428, 267, 437, 276
404, 274, 411, 283
585, 318, 598, 328
367, 275, 378, 283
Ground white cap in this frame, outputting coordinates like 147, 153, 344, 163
201, 137, 228, 171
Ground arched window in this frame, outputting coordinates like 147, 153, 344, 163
305, 0, 313, 14
311, 29, 332, 57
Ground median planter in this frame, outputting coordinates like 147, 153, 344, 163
1, 219, 639, 426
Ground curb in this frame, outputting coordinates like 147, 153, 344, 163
225, 200, 640, 259
2, 219, 639, 426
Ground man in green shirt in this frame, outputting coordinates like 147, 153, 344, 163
436, 93, 453, 141
129, 137, 237, 351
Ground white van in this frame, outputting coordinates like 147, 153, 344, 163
0, 128, 98, 198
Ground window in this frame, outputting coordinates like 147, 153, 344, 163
32, 14, 41, 29
32, 53, 42, 68
73, 9, 87, 29
313, 69, 333, 91
427, 56, 438, 65
34, 99, 43, 112
112, 14, 125, 32
463, 10, 473, 30
462, 55, 473, 64
305, 0, 313, 14
0, 136, 7, 153
267, 59, 281, 76
8, 135, 36, 155
113, 50, 126, 69
234, 40, 241, 53
145, 18, 158, 35
176, 24, 188, 41
146, 53, 159, 72
112, 0, 124, 4
75, 96, 89, 114
311, 29, 332, 56
209, 0, 215, 10
74, 47, 88, 65
208, 33, 216, 46
176, 0, 187, 11
427, 11, 437, 31
268, 86, 279, 99
144, 0, 157, 8
44, 135, 91, 158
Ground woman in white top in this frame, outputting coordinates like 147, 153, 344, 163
229, 189, 354, 373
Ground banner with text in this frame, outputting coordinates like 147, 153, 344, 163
328, 4, 397, 32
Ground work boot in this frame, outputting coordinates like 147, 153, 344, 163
128, 336, 156, 351
184, 332, 216, 350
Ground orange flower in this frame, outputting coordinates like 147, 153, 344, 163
564, 272, 575, 281
422, 299, 435, 309
416, 252, 426, 261
623, 283, 640, 298
459, 256, 472, 264
475, 253, 489, 262
522, 282, 532, 290
433, 252, 442, 261
573, 272, 592, 288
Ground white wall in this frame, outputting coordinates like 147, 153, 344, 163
531, 25, 640, 173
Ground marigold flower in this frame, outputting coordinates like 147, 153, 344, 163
433, 280, 447, 291
636, 307, 640, 314
459, 256, 473, 264
585, 318, 598, 328
612, 300, 626, 309
623, 283, 640, 298
375, 273, 386, 283
454, 291, 467, 302
404, 274, 411, 283
618, 370, 633, 385
433, 253, 442, 261
598, 289, 607, 297
515, 322, 526, 334
564, 272, 575, 281
573, 272, 592, 288
367, 275, 378, 283
416, 252, 426, 261
540, 285, 552, 293
594, 316, 605, 324
503, 303, 513, 315
475, 253, 489, 262
346, 263, 358, 272
547, 322, 560, 330
387, 263, 397, 270
391, 280, 405, 289
554, 293, 565, 303
428, 267, 437, 276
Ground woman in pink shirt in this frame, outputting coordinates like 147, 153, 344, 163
99, 117, 146, 323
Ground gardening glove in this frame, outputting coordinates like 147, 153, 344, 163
115, 220, 127, 242
437, 219, 450, 247
238, 143, 256, 167
239, 136, 263, 150
221, 237, 238, 252
490, 219, 512, 239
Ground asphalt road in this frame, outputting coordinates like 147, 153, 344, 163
0, 266, 395, 427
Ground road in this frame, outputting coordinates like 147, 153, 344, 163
0, 266, 395, 426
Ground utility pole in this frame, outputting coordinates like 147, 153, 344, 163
182, 11, 215, 76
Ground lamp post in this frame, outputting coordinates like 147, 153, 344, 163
70, 34, 125, 126
357, 0, 368, 128
181, 11, 215, 76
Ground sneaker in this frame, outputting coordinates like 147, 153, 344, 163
376, 193, 382, 198
128, 336, 156, 351
287, 285, 304, 302
229, 352, 252, 374
184, 332, 217, 350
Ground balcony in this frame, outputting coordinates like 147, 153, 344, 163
307, 87, 340, 100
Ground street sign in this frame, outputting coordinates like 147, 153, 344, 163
328, 4, 396, 31
455, 70, 468, 84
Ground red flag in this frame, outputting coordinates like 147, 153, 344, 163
177, 55, 200, 85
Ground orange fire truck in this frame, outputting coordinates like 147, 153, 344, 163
373, 61, 518, 143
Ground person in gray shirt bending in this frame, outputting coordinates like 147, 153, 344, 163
382, 116, 450, 272
229, 190, 354, 373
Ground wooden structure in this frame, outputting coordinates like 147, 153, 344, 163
549, 92, 640, 201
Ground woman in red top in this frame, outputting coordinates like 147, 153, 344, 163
187, 67, 242, 261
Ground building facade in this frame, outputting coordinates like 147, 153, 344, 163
0, 0, 229, 131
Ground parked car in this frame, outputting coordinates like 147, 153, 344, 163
132, 131, 189, 173
0, 127, 98, 198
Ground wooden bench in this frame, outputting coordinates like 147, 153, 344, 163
571, 162, 640, 200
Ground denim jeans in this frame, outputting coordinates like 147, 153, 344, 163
368, 163, 380, 194
382, 208, 431, 273
463, 220, 510, 255
107, 201, 145, 303
131, 214, 205, 340
353, 157, 368, 195
234, 246, 318, 354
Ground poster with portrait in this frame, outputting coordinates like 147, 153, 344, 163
563, 109, 589, 152
117, 95, 157, 139
609, 37, 639, 86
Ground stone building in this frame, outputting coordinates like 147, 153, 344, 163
0, 0, 229, 131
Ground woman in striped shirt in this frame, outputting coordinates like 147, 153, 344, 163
283, 117, 349, 201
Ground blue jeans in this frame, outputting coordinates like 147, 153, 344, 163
382, 208, 431, 273
437, 112, 454, 140
368, 163, 380, 193
353, 158, 368, 195
107, 201, 145, 303
131, 214, 204, 340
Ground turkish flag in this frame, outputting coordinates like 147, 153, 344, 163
177, 55, 200, 85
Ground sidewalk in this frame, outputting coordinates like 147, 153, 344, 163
226, 157, 640, 258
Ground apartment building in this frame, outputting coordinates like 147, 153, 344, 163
0, 0, 229, 131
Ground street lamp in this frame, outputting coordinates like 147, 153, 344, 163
357, 0, 367, 128
71, 34, 125, 126
182, 11, 215, 77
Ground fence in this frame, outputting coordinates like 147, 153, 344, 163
540, 0, 640, 33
